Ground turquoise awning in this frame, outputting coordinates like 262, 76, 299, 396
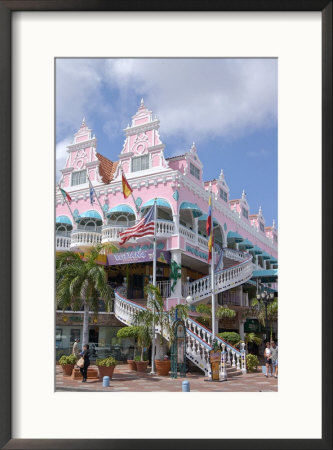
77, 210, 103, 221
107, 205, 135, 216
56, 215, 72, 225
250, 245, 263, 255
198, 214, 219, 227
227, 231, 243, 243
179, 202, 203, 218
238, 238, 254, 249
261, 251, 271, 260
141, 198, 172, 210
269, 257, 278, 263
252, 269, 278, 282
246, 279, 277, 294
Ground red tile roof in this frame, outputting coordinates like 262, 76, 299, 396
96, 153, 118, 184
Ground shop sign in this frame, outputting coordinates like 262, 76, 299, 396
244, 318, 259, 333
107, 249, 170, 266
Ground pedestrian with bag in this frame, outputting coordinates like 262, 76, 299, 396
78, 344, 90, 382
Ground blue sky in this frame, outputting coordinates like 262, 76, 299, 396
56, 58, 277, 227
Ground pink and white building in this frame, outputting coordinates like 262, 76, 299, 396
56, 100, 278, 373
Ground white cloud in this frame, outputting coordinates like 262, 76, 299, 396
56, 58, 277, 146
56, 136, 72, 180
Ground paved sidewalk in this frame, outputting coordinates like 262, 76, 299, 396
56, 364, 278, 392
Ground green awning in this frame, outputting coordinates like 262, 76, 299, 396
238, 238, 254, 249
107, 205, 135, 216
250, 245, 263, 255
141, 198, 172, 210
56, 215, 72, 225
227, 231, 243, 243
179, 202, 203, 218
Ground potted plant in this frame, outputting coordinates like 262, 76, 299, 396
59, 354, 77, 376
96, 356, 117, 379
133, 325, 151, 372
117, 326, 142, 370
134, 286, 189, 376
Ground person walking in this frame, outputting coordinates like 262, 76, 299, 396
72, 338, 80, 358
270, 340, 278, 378
264, 341, 272, 377
79, 344, 90, 382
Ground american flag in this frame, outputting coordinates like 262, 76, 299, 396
119, 206, 155, 245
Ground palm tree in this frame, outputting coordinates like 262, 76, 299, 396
133, 284, 190, 359
56, 245, 114, 346
251, 297, 278, 340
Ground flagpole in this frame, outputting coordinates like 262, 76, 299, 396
150, 198, 157, 374
57, 185, 76, 229
87, 173, 106, 221
210, 185, 216, 340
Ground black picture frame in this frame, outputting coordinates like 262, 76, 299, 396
0, 1, 331, 449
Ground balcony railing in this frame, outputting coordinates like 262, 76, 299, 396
70, 228, 102, 248
56, 235, 71, 251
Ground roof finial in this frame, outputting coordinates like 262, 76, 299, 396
242, 189, 246, 199
219, 169, 224, 179
272, 219, 276, 228
81, 117, 86, 127
140, 98, 145, 107
259, 205, 262, 215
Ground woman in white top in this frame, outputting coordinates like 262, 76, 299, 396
264, 341, 272, 377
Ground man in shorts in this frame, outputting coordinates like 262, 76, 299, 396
270, 340, 278, 378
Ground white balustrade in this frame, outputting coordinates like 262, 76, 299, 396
113, 290, 245, 378
179, 225, 196, 243
156, 220, 175, 236
184, 249, 253, 303
56, 235, 71, 251
70, 229, 102, 248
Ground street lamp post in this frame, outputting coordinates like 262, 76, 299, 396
256, 285, 275, 340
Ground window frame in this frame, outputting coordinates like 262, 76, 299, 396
71, 169, 87, 186
189, 162, 200, 180
131, 154, 149, 172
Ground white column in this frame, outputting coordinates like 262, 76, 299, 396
194, 218, 198, 245
173, 213, 179, 235
239, 319, 245, 341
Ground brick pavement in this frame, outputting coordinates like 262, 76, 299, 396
56, 364, 278, 392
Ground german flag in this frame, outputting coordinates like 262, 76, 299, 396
122, 173, 133, 199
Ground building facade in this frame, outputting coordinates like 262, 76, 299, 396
56, 100, 278, 365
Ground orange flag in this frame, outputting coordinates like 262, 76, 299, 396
122, 173, 133, 199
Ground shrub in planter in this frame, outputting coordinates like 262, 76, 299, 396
217, 332, 241, 347
246, 353, 259, 372
59, 354, 77, 376
96, 356, 117, 379
117, 326, 141, 369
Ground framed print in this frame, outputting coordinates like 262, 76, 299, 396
0, 2, 332, 449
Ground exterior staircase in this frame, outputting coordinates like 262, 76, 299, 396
113, 247, 250, 378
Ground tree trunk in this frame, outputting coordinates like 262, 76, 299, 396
82, 300, 90, 347
155, 334, 165, 360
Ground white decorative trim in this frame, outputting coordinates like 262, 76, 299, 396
66, 138, 97, 152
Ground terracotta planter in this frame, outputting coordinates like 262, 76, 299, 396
155, 360, 171, 376
135, 361, 149, 373
127, 359, 136, 371
97, 365, 116, 380
61, 364, 75, 376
